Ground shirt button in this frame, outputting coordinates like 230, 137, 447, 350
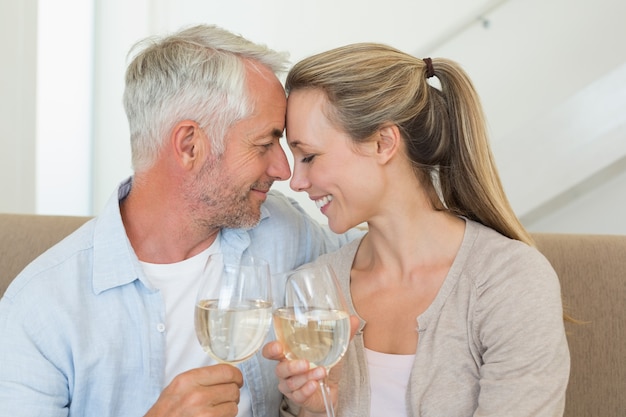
156, 323, 166, 332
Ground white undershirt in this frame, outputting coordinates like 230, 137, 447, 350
365, 348, 415, 417
140, 234, 252, 417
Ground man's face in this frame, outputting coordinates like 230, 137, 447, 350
188, 62, 290, 230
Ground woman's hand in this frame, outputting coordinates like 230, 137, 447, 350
262, 316, 360, 416
263, 341, 331, 415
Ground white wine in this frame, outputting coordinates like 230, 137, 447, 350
195, 299, 272, 364
273, 307, 350, 369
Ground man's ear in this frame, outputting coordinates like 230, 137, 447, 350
375, 124, 401, 164
171, 120, 206, 169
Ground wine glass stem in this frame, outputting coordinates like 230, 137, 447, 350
318, 376, 335, 417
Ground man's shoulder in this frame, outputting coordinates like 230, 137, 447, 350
3, 220, 96, 300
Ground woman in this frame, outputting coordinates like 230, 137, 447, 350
264, 43, 569, 417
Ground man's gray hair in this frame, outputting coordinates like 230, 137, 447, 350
123, 24, 289, 172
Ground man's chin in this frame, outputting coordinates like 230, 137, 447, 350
231, 208, 262, 230
238, 220, 260, 230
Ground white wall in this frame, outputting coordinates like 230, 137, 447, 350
428, 0, 626, 235
91, 0, 150, 211
0, 0, 94, 215
523, 157, 626, 234
0, 0, 37, 213
429, 0, 626, 223
2, 0, 626, 235
36, 0, 94, 215
89, 0, 500, 218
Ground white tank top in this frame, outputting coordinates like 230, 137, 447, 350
365, 348, 415, 417
140, 234, 252, 416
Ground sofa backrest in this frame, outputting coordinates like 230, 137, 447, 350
0, 213, 91, 296
0, 213, 624, 416
533, 233, 626, 417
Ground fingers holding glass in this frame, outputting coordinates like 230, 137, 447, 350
273, 264, 349, 417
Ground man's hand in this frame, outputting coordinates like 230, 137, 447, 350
144, 364, 244, 417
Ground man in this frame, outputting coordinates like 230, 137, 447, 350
0, 24, 358, 417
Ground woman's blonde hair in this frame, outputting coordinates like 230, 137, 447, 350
286, 43, 533, 246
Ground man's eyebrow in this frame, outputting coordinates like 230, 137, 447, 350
271, 128, 283, 139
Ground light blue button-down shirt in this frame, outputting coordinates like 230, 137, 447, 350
0, 178, 360, 417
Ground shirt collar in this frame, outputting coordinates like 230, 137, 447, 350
92, 178, 145, 294
91, 178, 272, 294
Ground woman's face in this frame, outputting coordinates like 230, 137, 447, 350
286, 89, 382, 233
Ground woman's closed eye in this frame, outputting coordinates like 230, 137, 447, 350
301, 154, 316, 163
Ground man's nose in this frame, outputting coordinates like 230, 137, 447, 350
268, 144, 291, 181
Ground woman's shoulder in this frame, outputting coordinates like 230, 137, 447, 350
463, 220, 557, 291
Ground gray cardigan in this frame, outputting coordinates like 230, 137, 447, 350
282, 219, 569, 417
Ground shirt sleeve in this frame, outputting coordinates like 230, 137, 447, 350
0, 295, 70, 417
472, 246, 570, 417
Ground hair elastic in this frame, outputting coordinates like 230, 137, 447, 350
423, 57, 435, 78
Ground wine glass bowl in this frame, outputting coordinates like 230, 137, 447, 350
273, 264, 350, 417
273, 305, 350, 369
195, 253, 272, 365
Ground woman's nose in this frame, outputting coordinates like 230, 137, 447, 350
289, 163, 310, 192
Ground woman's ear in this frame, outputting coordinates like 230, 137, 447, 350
375, 124, 401, 164
171, 120, 206, 169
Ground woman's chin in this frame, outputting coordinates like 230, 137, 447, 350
327, 219, 358, 235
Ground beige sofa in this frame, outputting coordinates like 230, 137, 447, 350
0, 213, 624, 416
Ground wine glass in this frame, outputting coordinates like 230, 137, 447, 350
273, 264, 350, 417
194, 253, 273, 364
